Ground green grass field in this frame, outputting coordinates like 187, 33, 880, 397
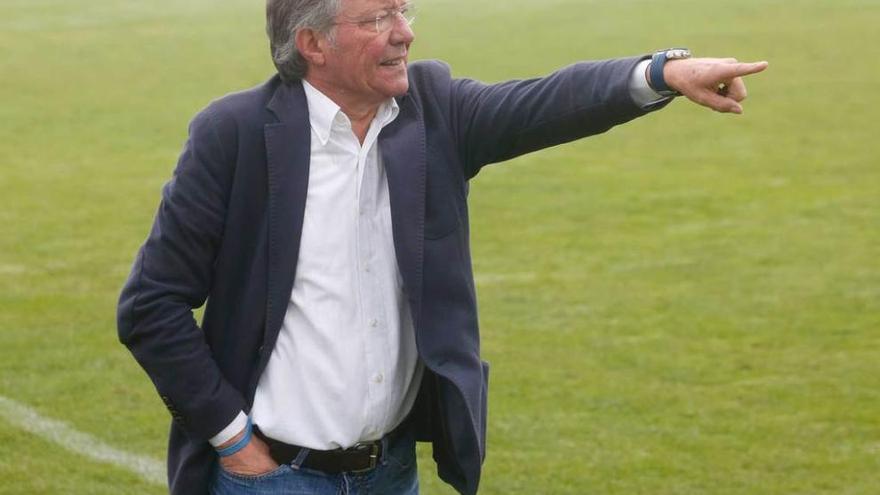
1, 0, 878, 493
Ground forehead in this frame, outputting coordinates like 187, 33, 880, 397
340, 0, 406, 15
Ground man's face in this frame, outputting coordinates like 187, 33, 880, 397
320, 0, 415, 107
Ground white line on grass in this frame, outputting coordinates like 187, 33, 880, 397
0, 395, 165, 486
474, 272, 537, 285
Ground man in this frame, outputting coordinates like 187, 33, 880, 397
117, 0, 768, 493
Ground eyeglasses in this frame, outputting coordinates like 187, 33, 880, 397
335, 3, 416, 34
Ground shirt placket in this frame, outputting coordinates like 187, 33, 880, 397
356, 122, 392, 439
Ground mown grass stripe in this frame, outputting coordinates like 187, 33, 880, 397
0, 395, 165, 486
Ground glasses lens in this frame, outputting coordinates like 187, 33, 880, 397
401, 5, 416, 24
376, 5, 415, 32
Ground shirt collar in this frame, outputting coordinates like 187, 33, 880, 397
302, 80, 400, 147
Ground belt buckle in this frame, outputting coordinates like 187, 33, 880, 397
349, 442, 380, 473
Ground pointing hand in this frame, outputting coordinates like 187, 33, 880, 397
663, 58, 769, 114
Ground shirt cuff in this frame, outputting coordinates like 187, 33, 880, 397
629, 59, 670, 109
208, 411, 249, 447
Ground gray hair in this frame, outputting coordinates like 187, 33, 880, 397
266, 0, 341, 83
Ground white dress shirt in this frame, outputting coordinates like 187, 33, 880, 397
630, 59, 668, 107
210, 62, 665, 448
225, 80, 423, 450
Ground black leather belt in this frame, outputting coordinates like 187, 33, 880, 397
253, 427, 383, 474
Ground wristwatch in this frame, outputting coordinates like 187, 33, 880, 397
648, 48, 692, 97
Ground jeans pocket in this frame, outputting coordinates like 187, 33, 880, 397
384, 446, 415, 471
219, 462, 290, 483
383, 426, 417, 471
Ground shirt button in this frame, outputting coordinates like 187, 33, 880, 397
369, 318, 378, 327
373, 373, 384, 384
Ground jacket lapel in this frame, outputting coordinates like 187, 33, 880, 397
380, 95, 426, 326
260, 84, 426, 344
263, 81, 310, 346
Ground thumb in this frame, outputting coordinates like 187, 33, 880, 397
693, 90, 744, 114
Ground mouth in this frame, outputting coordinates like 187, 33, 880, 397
379, 55, 407, 67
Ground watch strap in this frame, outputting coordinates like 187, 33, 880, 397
648, 48, 690, 97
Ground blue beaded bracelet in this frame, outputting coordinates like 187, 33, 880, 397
216, 417, 253, 457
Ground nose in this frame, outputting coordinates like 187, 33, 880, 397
389, 12, 415, 44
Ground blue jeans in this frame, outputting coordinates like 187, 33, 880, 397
209, 423, 418, 495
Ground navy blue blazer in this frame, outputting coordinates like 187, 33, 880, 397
117, 57, 663, 495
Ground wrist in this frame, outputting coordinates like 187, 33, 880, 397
215, 417, 253, 457
648, 48, 691, 97
661, 59, 685, 95
209, 411, 249, 447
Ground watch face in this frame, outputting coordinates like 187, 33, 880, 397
665, 48, 692, 59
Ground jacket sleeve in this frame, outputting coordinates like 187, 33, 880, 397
447, 56, 667, 178
117, 104, 246, 442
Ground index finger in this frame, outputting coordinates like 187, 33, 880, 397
721, 61, 770, 78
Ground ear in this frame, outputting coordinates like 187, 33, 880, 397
294, 28, 327, 68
